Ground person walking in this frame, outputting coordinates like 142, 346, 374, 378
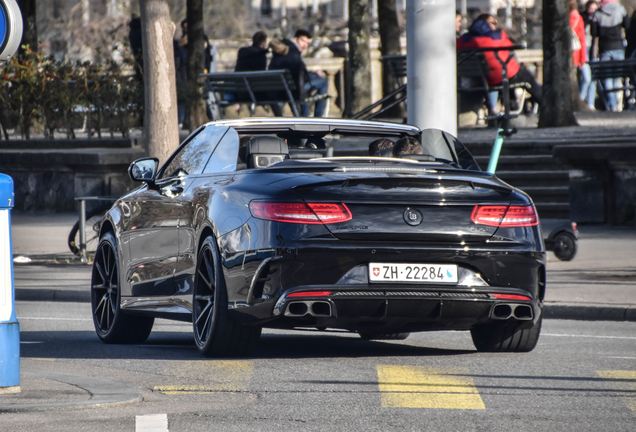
580, 1, 599, 109
570, 0, 588, 106
590, 0, 630, 111
626, 10, 636, 58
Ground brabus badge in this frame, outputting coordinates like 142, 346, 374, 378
403, 208, 423, 226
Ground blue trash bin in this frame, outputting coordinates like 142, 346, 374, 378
0, 173, 19, 392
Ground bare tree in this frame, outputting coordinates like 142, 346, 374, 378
140, 0, 180, 162
347, 0, 372, 116
377, 0, 404, 118
186, 0, 207, 131
539, 0, 578, 127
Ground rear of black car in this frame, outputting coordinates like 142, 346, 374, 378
244, 166, 545, 352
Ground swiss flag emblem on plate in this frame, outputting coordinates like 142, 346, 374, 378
372, 267, 380, 277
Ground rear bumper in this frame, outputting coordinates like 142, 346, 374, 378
260, 284, 542, 333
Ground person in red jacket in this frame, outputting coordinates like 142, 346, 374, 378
457, 14, 542, 112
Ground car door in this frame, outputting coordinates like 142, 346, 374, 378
174, 127, 240, 298
122, 126, 227, 298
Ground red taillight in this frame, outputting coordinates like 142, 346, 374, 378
287, 291, 332, 298
471, 205, 538, 227
249, 202, 352, 224
493, 293, 532, 301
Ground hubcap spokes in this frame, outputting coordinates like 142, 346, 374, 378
92, 242, 118, 333
194, 247, 215, 345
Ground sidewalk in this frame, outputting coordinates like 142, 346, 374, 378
8, 210, 636, 322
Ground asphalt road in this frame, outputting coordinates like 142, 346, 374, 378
2, 301, 635, 431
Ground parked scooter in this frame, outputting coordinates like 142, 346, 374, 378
542, 219, 579, 261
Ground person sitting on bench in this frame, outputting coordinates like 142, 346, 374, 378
457, 14, 543, 112
268, 29, 329, 117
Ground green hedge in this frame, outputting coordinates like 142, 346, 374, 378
0, 46, 144, 140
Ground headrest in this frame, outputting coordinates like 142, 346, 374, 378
246, 136, 289, 168
246, 136, 289, 155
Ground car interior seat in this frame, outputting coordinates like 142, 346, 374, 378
246, 136, 289, 169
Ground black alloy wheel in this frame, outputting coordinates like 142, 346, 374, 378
193, 236, 261, 357
91, 231, 154, 344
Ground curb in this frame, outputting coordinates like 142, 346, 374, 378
15, 289, 91, 303
543, 303, 636, 322
13, 254, 85, 265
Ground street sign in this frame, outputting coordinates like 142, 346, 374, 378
0, 0, 22, 65
0, 174, 19, 392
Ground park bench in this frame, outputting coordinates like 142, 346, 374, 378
590, 59, 636, 111
352, 51, 531, 120
457, 49, 531, 116
201, 69, 330, 119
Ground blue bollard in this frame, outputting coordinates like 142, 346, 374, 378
0, 174, 19, 393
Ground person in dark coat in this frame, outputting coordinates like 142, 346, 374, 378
268, 29, 329, 117
128, 14, 143, 82
236, 31, 269, 72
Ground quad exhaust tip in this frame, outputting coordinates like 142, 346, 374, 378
492, 303, 533, 321
284, 301, 333, 318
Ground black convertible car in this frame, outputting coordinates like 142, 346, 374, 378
91, 118, 546, 357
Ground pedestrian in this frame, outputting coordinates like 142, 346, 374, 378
580, 1, 599, 109
570, 0, 588, 106
236, 31, 269, 72
174, 38, 188, 127
590, 0, 630, 111
457, 14, 543, 114
128, 14, 143, 82
456, 11, 466, 38
204, 35, 217, 74
626, 10, 636, 58
268, 29, 329, 117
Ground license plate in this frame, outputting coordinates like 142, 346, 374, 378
369, 263, 458, 284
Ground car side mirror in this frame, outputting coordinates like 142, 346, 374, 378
129, 158, 159, 184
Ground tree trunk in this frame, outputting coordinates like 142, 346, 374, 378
140, 0, 180, 163
377, 0, 405, 119
186, 0, 207, 131
17, 0, 37, 54
539, 0, 578, 127
347, 0, 372, 116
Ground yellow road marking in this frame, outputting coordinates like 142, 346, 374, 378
155, 360, 254, 394
597, 370, 636, 412
377, 365, 485, 410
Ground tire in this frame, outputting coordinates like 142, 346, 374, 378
91, 232, 154, 344
471, 315, 542, 353
359, 332, 410, 341
193, 236, 261, 357
553, 232, 577, 261
68, 204, 112, 257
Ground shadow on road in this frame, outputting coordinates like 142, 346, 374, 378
19, 330, 476, 361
